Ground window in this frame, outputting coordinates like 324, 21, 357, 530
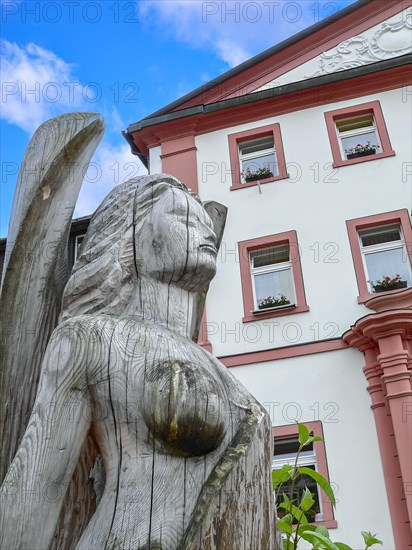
228, 123, 288, 190
360, 225, 411, 293
239, 135, 277, 183
238, 231, 309, 322
325, 101, 395, 167
346, 210, 412, 303
273, 422, 337, 528
74, 234, 86, 261
273, 437, 321, 523
250, 245, 295, 312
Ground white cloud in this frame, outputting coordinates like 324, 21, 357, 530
139, 0, 315, 68
0, 39, 85, 133
74, 141, 148, 218
0, 39, 147, 219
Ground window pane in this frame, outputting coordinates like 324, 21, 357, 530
336, 113, 374, 133
274, 437, 314, 456
239, 135, 274, 155
341, 131, 378, 155
276, 465, 321, 522
251, 246, 289, 268
241, 152, 278, 176
365, 248, 411, 285
254, 268, 294, 303
360, 225, 401, 247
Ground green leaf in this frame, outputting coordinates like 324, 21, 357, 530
272, 465, 293, 489
281, 492, 291, 506
278, 501, 308, 525
315, 526, 330, 538
301, 531, 341, 550
313, 436, 323, 442
298, 422, 311, 446
297, 524, 316, 537
361, 531, 383, 548
298, 467, 336, 507
300, 486, 315, 512
283, 539, 294, 550
335, 542, 353, 550
277, 519, 293, 535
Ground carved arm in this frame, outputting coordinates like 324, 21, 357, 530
0, 323, 92, 549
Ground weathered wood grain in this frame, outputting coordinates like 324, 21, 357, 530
0, 170, 278, 549
0, 112, 105, 482
0, 113, 105, 549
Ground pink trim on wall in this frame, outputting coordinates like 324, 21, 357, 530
220, 338, 347, 368
160, 135, 199, 193
346, 209, 412, 303
130, 65, 411, 156
324, 100, 395, 167
273, 421, 337, 529
227, 123, 288, 190
238, 231, 309, 322
198, 308, 212, 353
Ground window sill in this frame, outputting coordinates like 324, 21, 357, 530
230, 172, 289, 191
357, 284, 411, 304
243, 304, 309, 323
332, 150, 395, 168
252, 304, 296, 314
312, 519, 338, 529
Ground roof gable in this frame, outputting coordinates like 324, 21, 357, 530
145, 0, 408, 119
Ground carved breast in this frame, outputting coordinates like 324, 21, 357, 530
140, 360, 228, 456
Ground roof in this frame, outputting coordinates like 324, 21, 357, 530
141, 0, 370, 121
123, 0, 410, 165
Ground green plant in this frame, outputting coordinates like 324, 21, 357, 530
272, 423, 383, 550
242, 166, 274, 182
344, 142, 380, 156
258, 295, 290, 309
368, 274, 404, 289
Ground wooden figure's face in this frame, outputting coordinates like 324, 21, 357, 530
136, 187, 217, 290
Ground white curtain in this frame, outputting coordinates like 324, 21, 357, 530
254, 269, 294, 303
365, 248, 411, 284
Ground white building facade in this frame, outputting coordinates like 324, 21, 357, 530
125, 1, 412, 547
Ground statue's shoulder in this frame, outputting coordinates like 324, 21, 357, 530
43, 315, 119, 377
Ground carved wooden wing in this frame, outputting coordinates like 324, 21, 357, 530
0, 112, 105, 482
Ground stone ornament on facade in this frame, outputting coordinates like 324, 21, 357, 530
0, 114, 277, 549
307, 8, 412, 77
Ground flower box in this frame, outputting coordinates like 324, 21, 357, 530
346, 150, 376, 159
258, 300, 290, 310
245, 171, 274, 182
372, 281, 407, 293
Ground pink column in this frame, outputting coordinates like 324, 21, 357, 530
377, 334, 412, 524
363, 347, 411, 548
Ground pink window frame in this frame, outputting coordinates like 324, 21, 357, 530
238, 230, 309, 323
273, 421, 337, 529
324, 100, 395, 168
346, 209, 412, 303
228, 123, 289, 191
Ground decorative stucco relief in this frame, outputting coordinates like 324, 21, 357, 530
307, 8, 411, 77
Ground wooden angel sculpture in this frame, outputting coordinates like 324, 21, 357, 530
0, 114, 276, 549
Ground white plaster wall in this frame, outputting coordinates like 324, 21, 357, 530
229, 348, 396, 549
196, 87, 412, 356
255, 8, 411, 89
149, 145, 162, 174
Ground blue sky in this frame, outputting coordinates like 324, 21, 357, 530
1, 0, 356, 236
